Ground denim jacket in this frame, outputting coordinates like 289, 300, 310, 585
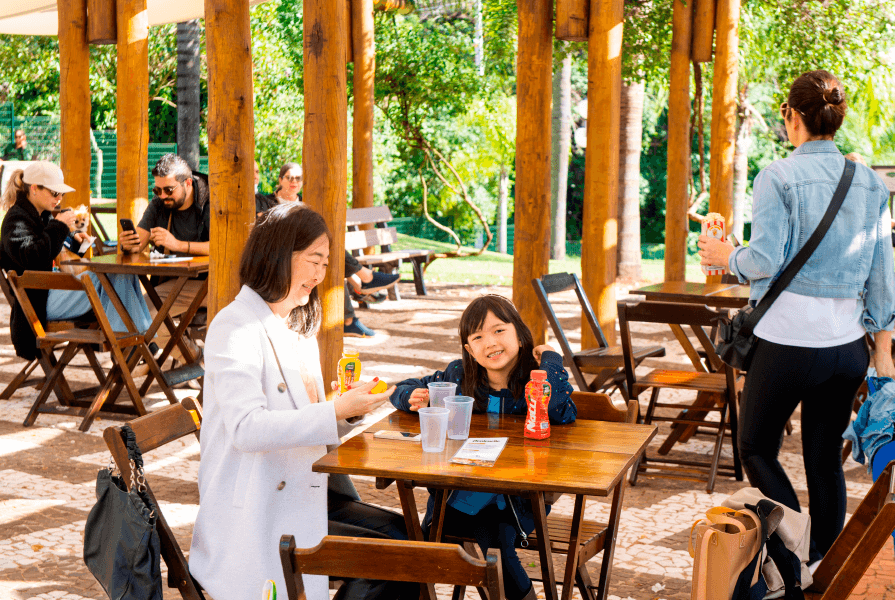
728, 141, 895, 333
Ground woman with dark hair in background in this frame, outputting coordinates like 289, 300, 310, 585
189, 203, 414, 600
698, 70, 895, 565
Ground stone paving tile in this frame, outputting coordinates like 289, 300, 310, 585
0, 282, 892, 599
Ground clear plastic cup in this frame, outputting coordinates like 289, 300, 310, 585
444, 395, 474, 440
427, 381, 458, 409
418, 407, 449, 452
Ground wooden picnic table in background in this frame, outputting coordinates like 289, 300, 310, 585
315, 411, 656, 600
62, 253, 208, 392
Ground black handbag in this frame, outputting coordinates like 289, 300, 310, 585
715, 160, 856, 371
83, 425, 163, 600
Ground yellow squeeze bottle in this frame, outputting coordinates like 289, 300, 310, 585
338, 350, 361, 394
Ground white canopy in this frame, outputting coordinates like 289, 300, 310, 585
0, 0, 267, 35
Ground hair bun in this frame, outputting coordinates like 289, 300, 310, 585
824, 87, 844, 106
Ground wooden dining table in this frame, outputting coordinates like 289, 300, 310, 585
61, 253, 208, 395
314, 410, 657, 600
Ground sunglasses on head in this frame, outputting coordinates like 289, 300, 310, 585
37, 185, 61, 198
153, 181, 182, 197
779, 102, 805, 120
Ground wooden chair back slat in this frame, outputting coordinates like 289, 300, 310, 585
810, 460, 895, 598
280, 535, 503, 600
103, 400, 204, 600
11, 270, 86, 292
7, 272, 52, 339
571, 391, 637, 423
345, 227, 399, 253
0, 268, 18, 308
346, 206, 393, 228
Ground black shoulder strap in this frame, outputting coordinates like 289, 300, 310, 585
742, 159, 855, 336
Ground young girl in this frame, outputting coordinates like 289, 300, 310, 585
390, 294, 576, 600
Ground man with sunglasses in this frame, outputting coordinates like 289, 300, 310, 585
119, 153, 210, 365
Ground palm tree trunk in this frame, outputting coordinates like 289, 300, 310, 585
732, 85, 752, 242
176, 20, 202, 170
550, 53, 572, 260
498, 164, 508, 253
617, 81, 644, 280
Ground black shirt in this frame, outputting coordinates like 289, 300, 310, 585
138, 171, 211, 252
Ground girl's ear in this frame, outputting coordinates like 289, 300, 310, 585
463, 343, 471, 355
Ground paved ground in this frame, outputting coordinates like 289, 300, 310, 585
0, 280, 892, 600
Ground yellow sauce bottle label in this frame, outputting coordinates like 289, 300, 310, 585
338, 353, 361, 395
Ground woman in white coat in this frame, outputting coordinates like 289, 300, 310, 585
189, 204, 401, 600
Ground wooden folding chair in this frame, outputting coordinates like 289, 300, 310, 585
104, 397, 205, 600
805, 460, 895, 599
8, 270, 177, 431
618, 300, 744, 493
533, 272, 665, 398
280, 534, 503, 600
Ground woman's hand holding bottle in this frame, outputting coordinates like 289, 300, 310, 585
331, 378, 395, 421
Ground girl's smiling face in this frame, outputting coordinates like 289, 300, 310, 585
463, 310, 522, 386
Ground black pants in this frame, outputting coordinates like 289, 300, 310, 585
440, 503, 537, 600
328, 491, 418, 600
738, 336, 868, 561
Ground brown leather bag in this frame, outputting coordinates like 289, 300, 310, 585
689, 507, 766, 600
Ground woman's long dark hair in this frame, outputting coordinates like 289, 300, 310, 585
239, 203, 331, 336
458, 295, 538, 411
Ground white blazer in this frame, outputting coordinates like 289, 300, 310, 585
189, 286, 342, 600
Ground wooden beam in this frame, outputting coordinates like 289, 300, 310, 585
556, 0, 588, 42
59, 0, 91, 212
512, 0, 554, 346
116, 0, 148, 227
88, 0, 117, 44
580, 0, 624, 347
304, 0, 348, 401
708, 0, 739, 272
205, 0, 255, 319
352, 0, 375, 213
690, 0, 715, 63
664, 0, 693, 282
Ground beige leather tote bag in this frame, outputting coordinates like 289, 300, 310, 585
689, 507, 764, 600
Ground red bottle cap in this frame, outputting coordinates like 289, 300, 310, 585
530, 370, 547, 380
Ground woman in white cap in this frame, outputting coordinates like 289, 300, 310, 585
0, 162, 153, 361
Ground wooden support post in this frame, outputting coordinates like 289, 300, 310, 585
88, 0, 117, 44
512, 0, 553, 346
580, 0, 624, 347
690, 0, 715, 63
664, 0, 693, 282
352, 0, 375, 213
304, 0, 348, 401
708, 0, 739, 284
205, 0, 255, 319
345, 0, 354, 63
59, 0, 91, 211
116, 0, 148, 227
556, 0, 588, 42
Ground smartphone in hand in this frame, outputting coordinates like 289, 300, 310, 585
727, 233, 741, 247
119, 218, 136, 233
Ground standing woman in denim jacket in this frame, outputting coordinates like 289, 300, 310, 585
698, 70, 895, 564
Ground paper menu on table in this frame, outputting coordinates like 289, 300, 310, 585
450, 437, 509, 467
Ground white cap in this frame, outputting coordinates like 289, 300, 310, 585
22, 161, 75, 194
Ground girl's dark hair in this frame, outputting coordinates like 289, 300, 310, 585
275, 162, 302, 193
239, 203, 331, 336
786, 70, 847, 137
458, 295, 538, 410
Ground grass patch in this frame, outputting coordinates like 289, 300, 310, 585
393, 233, 706, 286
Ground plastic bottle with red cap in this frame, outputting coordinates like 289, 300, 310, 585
524, 370, 551, 439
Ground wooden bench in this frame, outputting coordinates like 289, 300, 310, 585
345, 206, 431, 298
